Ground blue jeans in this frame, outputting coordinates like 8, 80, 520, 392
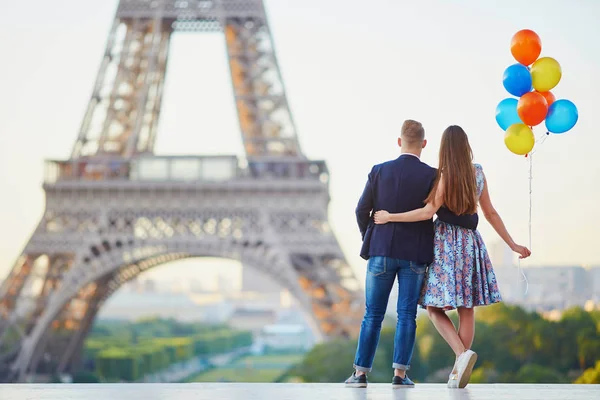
353, 256, 427, 372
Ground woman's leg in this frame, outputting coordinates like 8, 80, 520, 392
427, 306, 466, 357
457, 307, 475, 350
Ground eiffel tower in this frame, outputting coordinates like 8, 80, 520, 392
0, 0, 363, 382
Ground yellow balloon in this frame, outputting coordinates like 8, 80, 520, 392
504, 123, 535, 155
530, 57, 562, 91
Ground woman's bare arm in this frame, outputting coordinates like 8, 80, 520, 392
374, 177, 444, 224
479, 176, 531, 259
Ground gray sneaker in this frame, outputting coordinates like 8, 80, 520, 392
392, 375, 415, 388
345, 372, 367, 388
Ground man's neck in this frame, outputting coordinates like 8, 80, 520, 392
401, 150, 421, 159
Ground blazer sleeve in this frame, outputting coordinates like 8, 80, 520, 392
355, 166, 377, 239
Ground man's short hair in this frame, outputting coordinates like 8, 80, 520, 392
401, 120, 425, 145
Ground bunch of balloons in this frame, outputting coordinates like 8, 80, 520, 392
496, 29, 578, 155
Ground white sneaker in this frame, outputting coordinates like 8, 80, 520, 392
447, 359, 459, 388
447, 372, 459, 388
455, 350, 477, 388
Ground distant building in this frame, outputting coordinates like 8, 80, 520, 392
228, 308, 278, 334
98, 291, 205, 321
589, 267, 600, 302
279, 289, 293, 309
525, 266, 590, 310
217, 274, 237, 295
259, 324, 314, 351
241, 266, 281, 294
497, 265, 598, 312
489, 240, 515, 268
188, 279, 209, 293
494, 264, 528, 302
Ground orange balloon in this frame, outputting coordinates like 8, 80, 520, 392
511, 29, 542, 66
536, 91, 555, 107
517, 92, 548, 126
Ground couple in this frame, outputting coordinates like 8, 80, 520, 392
345, 120, 531, 389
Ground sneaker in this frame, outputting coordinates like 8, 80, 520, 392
447, 359, 459, 388
455, 350, 478, 388
392, 375, 415, 388
447, 372, 459, 388
345, 372, 367, 388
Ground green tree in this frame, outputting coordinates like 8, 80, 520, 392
72, 371, 100, 383
575, 361, 600, 384
514, 364, 565, 383
291, 333, 394, 383
96, 348, 141, 382
291, 339, 358, 383
417, 322, 454, 378
558, 307, 599, 371
470, 367, 499, 383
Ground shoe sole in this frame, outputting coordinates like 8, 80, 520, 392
459, 352, 478, 388
345, 383, 367, 388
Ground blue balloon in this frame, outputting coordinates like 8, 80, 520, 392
503, 64, 532, 97
495, 98, 523, 130
545, 99, 578, 134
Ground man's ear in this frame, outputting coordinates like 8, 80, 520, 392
397, 137, 402, 148
422, 139, 428, 149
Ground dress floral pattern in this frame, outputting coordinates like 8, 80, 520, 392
419, 164, 502, 310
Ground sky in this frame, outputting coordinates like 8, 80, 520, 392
1, 0, 599, 287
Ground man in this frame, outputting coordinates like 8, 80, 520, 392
345, 120, 478, 388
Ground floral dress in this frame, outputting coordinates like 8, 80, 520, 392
419, 164, 502, 309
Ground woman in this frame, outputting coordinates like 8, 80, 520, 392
373, 125, 531, 388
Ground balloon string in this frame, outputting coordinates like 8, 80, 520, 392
532, 132, 548, 151
518, 259, 529, 295
518, 128, 547, 295
528, 152, 533, 251
517, 153, 533, 296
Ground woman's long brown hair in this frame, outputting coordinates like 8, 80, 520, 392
426, 125, 478, 215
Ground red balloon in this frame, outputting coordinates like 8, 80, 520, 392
517, 92, 548, 126
511, 29, 542, 66
536, 91, 555, 107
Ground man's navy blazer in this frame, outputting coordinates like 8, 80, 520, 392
356, 154, 478, 263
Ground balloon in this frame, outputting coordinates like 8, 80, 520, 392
531, 57, 562, 91
505, 124, 535, 155
545, 99, 578, 134
495, 98, 522, 130
536, 91, 555, 107
517, 92, 548, 126
503, 64, 532, 97
511, 29, 542, 66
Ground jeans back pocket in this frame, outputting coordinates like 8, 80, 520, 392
409, 262, 427, 275
368, 256, 387, 276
